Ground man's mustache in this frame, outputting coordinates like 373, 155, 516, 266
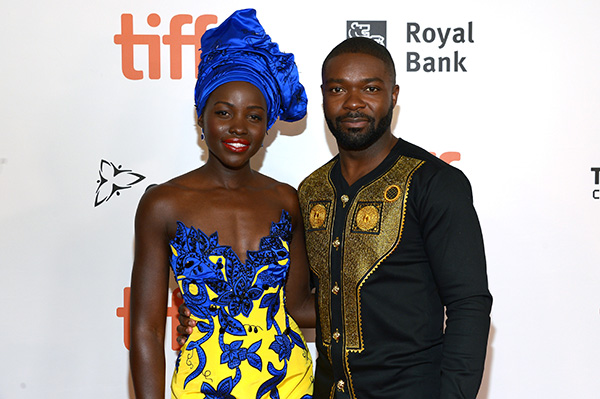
335, 112, 375, 122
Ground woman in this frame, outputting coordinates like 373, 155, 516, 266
129, 9, 314, 399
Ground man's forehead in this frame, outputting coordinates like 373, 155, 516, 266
323, 53, 391, 81
323, 76, 384, 84
329, 52, 381, 64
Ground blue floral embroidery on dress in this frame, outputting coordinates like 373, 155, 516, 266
220, 339, 262, 370
201, 369, 240, 399
170, 210, 310, 398
257, 362, 287, 399
270, 333, 292, 362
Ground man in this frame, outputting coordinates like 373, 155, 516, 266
179, 37, 492, 398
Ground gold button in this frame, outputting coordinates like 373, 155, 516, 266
336, 380, 345, 392
341, 194, 349, 207
332, 238, 340, 249
333, 329, 340, 342
332, 282, 339, 295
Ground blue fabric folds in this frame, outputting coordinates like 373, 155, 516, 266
194, 8, 307, 130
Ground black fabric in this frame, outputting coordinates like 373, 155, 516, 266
299, 138, 492, 399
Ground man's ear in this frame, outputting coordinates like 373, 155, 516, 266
391, 84, 400, 107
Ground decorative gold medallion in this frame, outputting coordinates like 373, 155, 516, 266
309, 203, 326, 229
355, 205, 379, 231
384, 184, 401, 202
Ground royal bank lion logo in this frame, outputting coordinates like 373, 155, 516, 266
347, 21, 387, 46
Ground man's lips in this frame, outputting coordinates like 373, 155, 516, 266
340, 117, 369, 128
223, 138, 250, 152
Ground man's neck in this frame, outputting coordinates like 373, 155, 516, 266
338, 133, 398, 186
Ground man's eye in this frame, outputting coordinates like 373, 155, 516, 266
330, 87, 344, 93
365, 86, 379, 92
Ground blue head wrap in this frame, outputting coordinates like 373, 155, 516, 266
194, 9, 307, 131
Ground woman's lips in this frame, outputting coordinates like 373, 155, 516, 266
223, 138, 250, 152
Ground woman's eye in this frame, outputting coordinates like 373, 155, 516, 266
249, 114, 263, 121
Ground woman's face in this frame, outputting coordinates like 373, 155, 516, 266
199, 81, 268, 170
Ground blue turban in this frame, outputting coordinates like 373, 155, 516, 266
194, 8, 307, 131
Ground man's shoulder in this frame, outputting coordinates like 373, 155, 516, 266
298, 156, 337, 195
397, 138, 446, 167
390, 138, 475, 203
397, 138, 466, 178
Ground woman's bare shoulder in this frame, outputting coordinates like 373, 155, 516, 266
253, 171, 294, 192
136, 171, 208, 219
253, 173, 300, 225
253, 173, 296, 202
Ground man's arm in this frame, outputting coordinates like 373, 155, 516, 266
176, 298, 195, 346
420, 167, 492, 398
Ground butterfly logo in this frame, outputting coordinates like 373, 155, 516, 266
95, 159, 145, 207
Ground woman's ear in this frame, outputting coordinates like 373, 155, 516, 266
197, 115, 204, 128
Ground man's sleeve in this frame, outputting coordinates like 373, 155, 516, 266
418, 166, 493, 399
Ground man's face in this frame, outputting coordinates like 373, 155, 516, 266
321, 52, 399, 151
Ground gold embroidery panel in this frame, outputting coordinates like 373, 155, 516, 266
298, 161, 336, 348
342, 157, 424, 351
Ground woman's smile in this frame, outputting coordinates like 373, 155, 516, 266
223, 138, 251, 152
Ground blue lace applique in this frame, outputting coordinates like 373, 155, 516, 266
169, 210, 306, 395
201, 369, 240, 399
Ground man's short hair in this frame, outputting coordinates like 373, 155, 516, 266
322, 37, 396, 83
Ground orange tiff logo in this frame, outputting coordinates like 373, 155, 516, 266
432, 151, 461, 164
114, 13, 218, 80
117, 287, 184, 351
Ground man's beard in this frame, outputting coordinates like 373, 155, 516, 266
326, 103, 394, 151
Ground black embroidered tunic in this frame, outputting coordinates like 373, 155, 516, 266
298, 139, 492, 399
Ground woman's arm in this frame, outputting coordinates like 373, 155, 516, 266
129, 187, 171, 399
282, 187, 316, 329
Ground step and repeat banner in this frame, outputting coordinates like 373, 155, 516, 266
1, 0, 599, 398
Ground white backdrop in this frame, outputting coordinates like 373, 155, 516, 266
1, 1, 599, 398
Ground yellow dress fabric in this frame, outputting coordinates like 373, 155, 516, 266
169, 211, 313, 399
